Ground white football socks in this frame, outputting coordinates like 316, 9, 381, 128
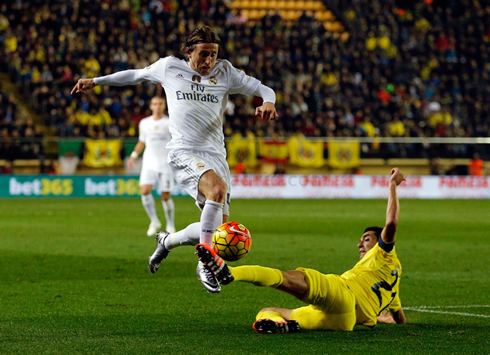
141, 194, 159, 224
200, 200, 223, 246
162, 198, 175, 230
164, 222, 200, 250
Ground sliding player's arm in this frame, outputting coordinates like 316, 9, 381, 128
380, 168, 405, 245
392, 308, 406, 324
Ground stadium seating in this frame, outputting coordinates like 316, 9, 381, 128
0, 0, 489, 167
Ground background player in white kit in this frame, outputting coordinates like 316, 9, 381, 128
71, 26, 278, 293
128, 96, 176, 236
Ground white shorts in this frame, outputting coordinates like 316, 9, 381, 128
139, 169, 174, 193
168, 149, 231, 215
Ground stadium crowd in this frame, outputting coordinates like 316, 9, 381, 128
1, 0, 489, 160
0, 82, 44, 161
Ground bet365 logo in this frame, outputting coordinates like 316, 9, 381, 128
9, 177, 73, 196
84, 178, 140, 196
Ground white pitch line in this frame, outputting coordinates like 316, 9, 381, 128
408, 305, 490, 309
404, 308, 490, 318
412, 304, 490, 309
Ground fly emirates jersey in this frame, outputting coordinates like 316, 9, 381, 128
139, 57, 261, 156
341, 243, 402, 327
139, 115, 171, 173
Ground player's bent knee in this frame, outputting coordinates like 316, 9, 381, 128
207, 184, 226, 203
277, 270, 309, 300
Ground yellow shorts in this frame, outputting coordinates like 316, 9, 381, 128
289, 268, 356, 331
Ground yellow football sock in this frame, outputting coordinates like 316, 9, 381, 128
229, 266, 284, 288
256, 311, 286, 323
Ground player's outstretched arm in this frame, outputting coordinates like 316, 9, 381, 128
71, 69, 151, 95
381, 167, 405, 244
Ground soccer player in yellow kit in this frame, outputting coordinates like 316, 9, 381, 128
195, 168, 407, 333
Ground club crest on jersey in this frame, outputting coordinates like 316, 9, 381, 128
209, 76, 218, 85
197, 163, 205, 169
192, 75, 201, 83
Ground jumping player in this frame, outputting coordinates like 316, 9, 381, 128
195, 168, 407, 332
128, 96, 176, 236
72, 26, 279, 293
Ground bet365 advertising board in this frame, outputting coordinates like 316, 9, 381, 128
1, 175, 489, 198
1, 176, 186, 197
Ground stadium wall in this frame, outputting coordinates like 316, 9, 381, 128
2, 175, 488, 199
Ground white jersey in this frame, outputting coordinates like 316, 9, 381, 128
140, 57, 261, 157
139, 115, 171, 173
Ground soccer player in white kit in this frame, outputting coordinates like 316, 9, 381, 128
128, 96, 176, 236
71, 26, 279, 293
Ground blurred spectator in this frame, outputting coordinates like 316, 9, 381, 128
0, 0, 489, 161
40, 158, 57, 175
469, 153, 484, 176
0, 160, 13, 174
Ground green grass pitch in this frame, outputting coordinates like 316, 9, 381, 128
1, 197, 489, 354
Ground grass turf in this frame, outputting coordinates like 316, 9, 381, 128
0, 198, 489, 354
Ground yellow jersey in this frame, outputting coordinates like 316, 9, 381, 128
341, 243, 402, 327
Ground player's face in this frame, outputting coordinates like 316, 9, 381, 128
358, 231, 378, 259
187, 43, 219, 76
150, 98, 166, 117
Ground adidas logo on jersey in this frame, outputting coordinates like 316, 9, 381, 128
175, 74, 184, 78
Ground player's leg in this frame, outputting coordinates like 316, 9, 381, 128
148, 223, 201, 274
195, 244, 309, 297
160, 213, 228, 252
288, 271, 357, 331
150, 216, 225, 273
161, 192, 175, 233
161, 150, 228, 292
140, 175, 161, 237
254, 272, 357, 333
190, 170, 226, 293
195, 244, 304, 333
253, 307, 300, 334
159, 172, 175, 233
194, 155, 232, 293
197, 169, 225, 246
161, 191, 175, 232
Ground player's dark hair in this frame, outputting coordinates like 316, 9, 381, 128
179, 26, 221, 59
364, 226, 383, 240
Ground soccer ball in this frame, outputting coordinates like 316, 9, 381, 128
212, 222, 252, 261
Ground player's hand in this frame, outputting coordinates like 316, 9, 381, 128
71, 78, 96, 95
255, 102, 279, 121
377, 310, 397, 324
390, 167, 406, 186
128, 157, 135, 169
